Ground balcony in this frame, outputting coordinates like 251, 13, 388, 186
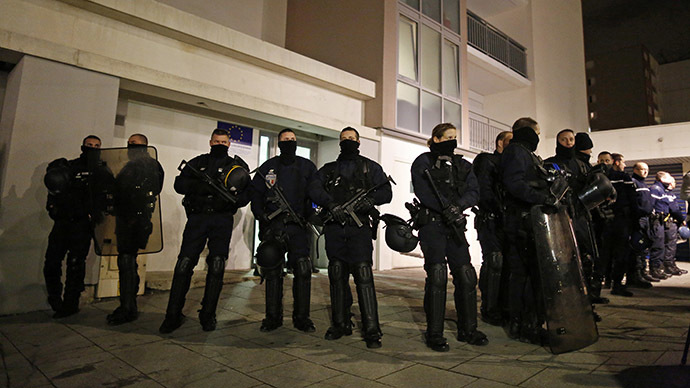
466, 10, 531, 95
469, 112, 511, 152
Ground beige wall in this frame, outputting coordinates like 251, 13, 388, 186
0, 56, 120, 315
285, 0, 389, 129
154, 0, 287, 47
531, 0, 589, 143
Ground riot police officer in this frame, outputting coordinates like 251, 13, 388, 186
472, 131, 512, 326
250, 128, 330, 333
320, 127, 392, 349
107, 134, 164, 325
43, 135, 105, 318
600, 154, 647, 293
649, 172, 677, 280
412, 123, 487, 352
662, 177, 685, 276
159, 129, 250, 333
500, 118, 551, 344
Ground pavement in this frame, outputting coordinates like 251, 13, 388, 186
1, 264, 690, 388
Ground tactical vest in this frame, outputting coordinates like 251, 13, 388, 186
426, 154, 471, 203
182, 154, 239, 214
323, 156, 373, 205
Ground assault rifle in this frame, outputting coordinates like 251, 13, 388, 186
324, 175, 396, 228
253, 169, 320, 237
178, 160, 237, 205
424, 169, 468, 247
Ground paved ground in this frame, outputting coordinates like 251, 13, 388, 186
2, 264, 690, 388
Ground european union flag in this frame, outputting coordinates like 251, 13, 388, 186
217, 121, 253, 147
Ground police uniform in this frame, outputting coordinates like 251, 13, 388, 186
472, 151, 507, 326
599, 169, 643, 291
629, 173, 655, 282
107, 146, 164, 324
43, 149, 111, 318
319, 147, 392, 349
250, 152, 330, 333
663, 187, 683, 276
159, 148, 249, 333
649, 180, 671, 279
500, 128, 550, 343
412, 145, 488, 351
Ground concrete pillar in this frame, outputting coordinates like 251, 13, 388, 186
0, 56, 119, 314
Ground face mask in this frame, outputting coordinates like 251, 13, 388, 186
430, 139, 457, 156
512, 127, 539, 152
278, 141, 297, 164
81, 145, 101, 161
555, 142, 575, 159
210, 144, 229, 157
339, 139, 360, 157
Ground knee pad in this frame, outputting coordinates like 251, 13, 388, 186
117, 254, 138, 272
424, 263, 448, 289
293, 257, 312, 279
206, 255, 226, 277
256, 239, 285, 275
488, 252, 503, 271
175, 256, 196, 277
328, 259, 346, 282
65, 255, 85, 269
454, 264, 477, 291
352, 262, 374, 285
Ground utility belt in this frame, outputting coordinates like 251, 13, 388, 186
182, 195, 232, 215
413, 206, 442, 227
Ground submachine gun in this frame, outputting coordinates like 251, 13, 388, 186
323, 175, 396, 228
423, 169, 469, 247
177, 160, 239, 205
253, 168, 321, 237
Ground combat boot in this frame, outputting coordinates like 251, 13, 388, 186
159, 256, 195, 334
453, 264, 488, 346
325, 259, 353, 340
292, 257, 315, 333
611, 282, 633, 297
424, 263, 449, 352
353, 262, 382, 349
107, 254, 140, 325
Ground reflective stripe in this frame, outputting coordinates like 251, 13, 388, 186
636, 188, 649, 191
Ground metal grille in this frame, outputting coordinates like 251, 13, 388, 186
467, 11, 527, 77
469, 113, 511, 152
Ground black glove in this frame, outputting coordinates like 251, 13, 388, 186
354, 196, 375, 213
542, 195, 560, 212
442, 204, 463, 225
329, 204, 348, 225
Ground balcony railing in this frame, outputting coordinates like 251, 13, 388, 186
469, 113, 511, 152
467, 10, 527, 78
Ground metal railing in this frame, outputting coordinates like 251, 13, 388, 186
469, 113, 511, 152
467, 10, 527, 78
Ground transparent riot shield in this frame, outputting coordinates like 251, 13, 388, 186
92, 146, 163, 256
531, 205, 599, 354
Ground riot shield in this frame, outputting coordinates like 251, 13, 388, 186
92, 146, 164, 256
531, 205, 598, 354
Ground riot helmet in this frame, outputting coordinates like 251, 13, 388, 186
44, 158, 71, 195
380, 214, 418, 253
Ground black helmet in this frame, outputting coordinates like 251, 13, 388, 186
222, 164, 250, 194
255, 239, 285, 274
44, 158, 71, 195
578, 172, 614, 211
380, 214, 418, 253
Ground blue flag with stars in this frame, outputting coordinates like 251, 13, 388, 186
217, 121, 253, 147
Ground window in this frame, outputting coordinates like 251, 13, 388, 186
397, 1, 462, 138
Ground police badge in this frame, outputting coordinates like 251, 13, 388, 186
266, 169, 277, 187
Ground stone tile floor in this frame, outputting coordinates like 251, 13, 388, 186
1, 264, 689, 388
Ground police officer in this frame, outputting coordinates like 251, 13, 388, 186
472, 131, 512, 326
597, 151, 613, 168
107, 134, 164, 325
629, 162, 657, 284
600, 153, 642, 294
411, 123, 487, 352
159, 129, 250, 333
662, 176, 685, 276
250, 128, 330, 333
649, 171, 674, 280
43, 135, 105, 318
501, 117, 551, 344
320, 127, 392, 349
573, 132, 611, 305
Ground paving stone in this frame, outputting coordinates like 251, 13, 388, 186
247, 359, 341, 388
378, 364, 476, 388
309, 373, 393, 388
324, 350, 414, 380
450, 355, 545, 385
520, 367, 624, 388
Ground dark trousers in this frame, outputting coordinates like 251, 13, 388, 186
649, 219, 665, 269
419, 220, 471, 270
503, 211, 541, 324
599, 215, 631, 283
44, 218, 92, 300
664, 222, 678, 265
179, 212, 234, 260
